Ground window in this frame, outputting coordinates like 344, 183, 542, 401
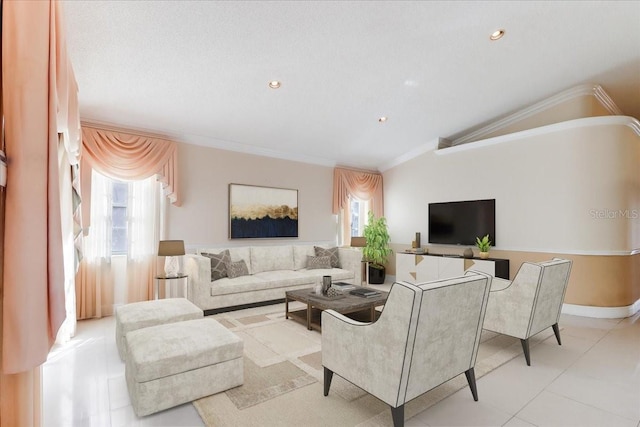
111, 180, 128, 254
349, 196, 369, 237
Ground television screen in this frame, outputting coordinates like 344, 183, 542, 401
428, 199, 495, 246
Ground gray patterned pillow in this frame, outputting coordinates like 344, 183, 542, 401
201, 250, 230, 281
314, 246, 340, 268
307, 255, 332, 269
226, 260, 249, 278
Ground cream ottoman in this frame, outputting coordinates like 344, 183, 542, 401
125, 317, 244, 416
115, 298, 202, 360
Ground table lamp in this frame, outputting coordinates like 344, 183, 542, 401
158, 240, 185, 278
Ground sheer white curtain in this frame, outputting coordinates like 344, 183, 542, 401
126, 175, 161, 303
76, 170, 114, 319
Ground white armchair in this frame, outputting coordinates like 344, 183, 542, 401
482, 258, 572, 366
322, 272, 492, 427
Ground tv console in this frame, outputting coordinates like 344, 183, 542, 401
396, 252, 509, 284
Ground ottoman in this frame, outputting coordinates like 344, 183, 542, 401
125, 317, 244, 416
115, 298, 202, 360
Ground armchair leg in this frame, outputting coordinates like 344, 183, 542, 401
552, 323, 562, 345
323, 367, 334, 396
390, 405, 404, 427
520, 338, 531, 366
464, 367, 478, 401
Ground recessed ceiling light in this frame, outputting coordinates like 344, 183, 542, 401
268, 80, 281, 89
378, 117, 388, 123
490, 29, 505, 41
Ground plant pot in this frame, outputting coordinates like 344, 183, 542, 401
479, 251, 489, 259
368, 265, 386, 285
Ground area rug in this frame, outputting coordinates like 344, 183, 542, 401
226, 356, 317, 410
193, 303, 555, 426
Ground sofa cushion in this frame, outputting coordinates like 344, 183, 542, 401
251, 246, 294, 273
315, 246, 340, 268
307, 255, 332, 269
293, 245, 315, 270
298, 267, 354, 282
226, 260, 249, 278
201, 250, 231, 281
253, 270, 316, 288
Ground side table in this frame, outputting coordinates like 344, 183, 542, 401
155, 274, 189, 299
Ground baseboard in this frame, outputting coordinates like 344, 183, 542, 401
562, 299, 640, 319
204, 298, 285, 315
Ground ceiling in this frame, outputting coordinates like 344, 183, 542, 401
62, 1, 640, 171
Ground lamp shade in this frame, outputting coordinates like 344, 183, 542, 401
158, 240, 185, 256
350, 237, 367, 247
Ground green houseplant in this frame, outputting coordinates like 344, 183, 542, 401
475, 234, 492, 259
363, 211, 392, 284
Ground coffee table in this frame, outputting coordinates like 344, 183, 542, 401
285, 287, 388, 331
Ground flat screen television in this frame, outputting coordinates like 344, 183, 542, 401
428, 199, 495, 246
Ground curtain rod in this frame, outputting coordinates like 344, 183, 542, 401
81, 120, 178, 141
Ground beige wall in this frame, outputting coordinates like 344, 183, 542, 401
166, 143, 337, 248
384, 118, 640, 308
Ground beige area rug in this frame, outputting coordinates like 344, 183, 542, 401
194, 302, 556, 427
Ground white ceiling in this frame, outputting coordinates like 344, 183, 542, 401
62, 1, 640, 171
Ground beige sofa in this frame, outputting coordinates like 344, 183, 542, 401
184, 245, 363, 313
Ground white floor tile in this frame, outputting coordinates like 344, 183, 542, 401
42, 307, 640, 427
502, 416, 537, 427
414, 386, 513, 426
547, 371, 640, 421
517, 390, 637, 427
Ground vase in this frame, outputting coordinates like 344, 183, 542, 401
463, 248, 474, 258
479, 251, 489, 259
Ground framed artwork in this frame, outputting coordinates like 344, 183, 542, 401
229, 184, 298, 239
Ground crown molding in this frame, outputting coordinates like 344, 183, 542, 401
378, 138, 441, 172
436, 115, 640, 155
451, 84, 623, 147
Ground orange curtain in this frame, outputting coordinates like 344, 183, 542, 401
1, 0, 77, 425
332, 167, 384, 217
80, 124, 180, 231
333, 167, 384, 247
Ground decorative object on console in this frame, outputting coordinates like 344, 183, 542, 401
158, 240, 185, 277
363, 211, 392, 285
229, 183, 298, 239
415, 232, 421, 248
475, 234, 492, 259
463, 248, 474, 258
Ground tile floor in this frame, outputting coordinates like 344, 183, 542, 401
43, 299, 640, 427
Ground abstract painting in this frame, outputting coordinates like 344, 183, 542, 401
229, 184, 298, 239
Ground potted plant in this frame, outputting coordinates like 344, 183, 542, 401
363, 211, 392, 284
476, 234, 492, 259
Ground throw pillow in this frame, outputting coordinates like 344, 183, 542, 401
201, 250, 231, 281
226, 260, 249, 278
314, 246, 340, 268
307, 255, 332, 269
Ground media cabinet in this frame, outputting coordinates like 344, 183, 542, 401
396, 252, 509, 284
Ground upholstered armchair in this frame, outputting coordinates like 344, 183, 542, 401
482, 258, 572, 366
322, 272, 492, 427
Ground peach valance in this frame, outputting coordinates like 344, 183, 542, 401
80, 125, 181, 229
332, 167, 384, 217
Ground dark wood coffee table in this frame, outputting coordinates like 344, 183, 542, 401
285, 287, 388, 331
